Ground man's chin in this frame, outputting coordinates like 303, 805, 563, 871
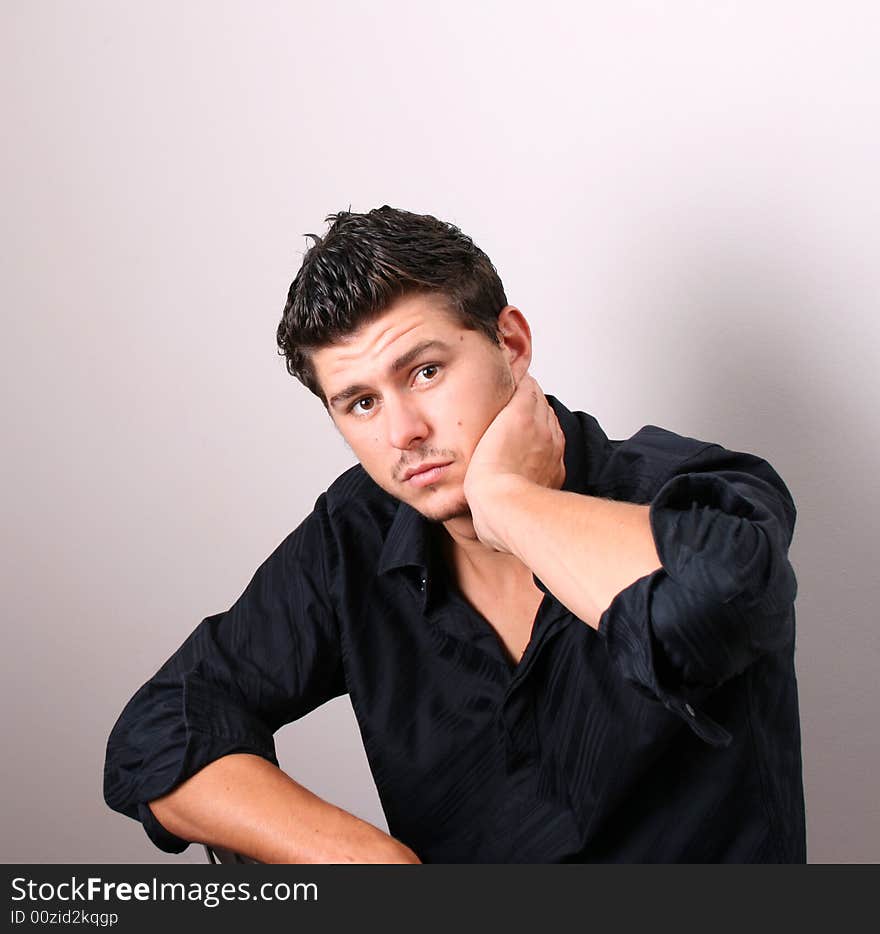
408, 494, 471, 524
382, 475, 471, 523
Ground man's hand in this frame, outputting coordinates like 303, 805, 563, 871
463, 373, 565, 552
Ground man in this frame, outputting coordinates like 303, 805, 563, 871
104, 206, 806, 862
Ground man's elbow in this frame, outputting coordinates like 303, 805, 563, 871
657, 507, 795, 607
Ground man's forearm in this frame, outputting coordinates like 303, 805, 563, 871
148, 753, 420, 864
475, 475, 662, 629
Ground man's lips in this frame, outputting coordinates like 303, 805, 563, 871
401, 461, 453, 485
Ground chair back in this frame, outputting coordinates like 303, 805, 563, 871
204, 845, 260, 864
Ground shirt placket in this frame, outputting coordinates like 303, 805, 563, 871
500, 595, 574, 780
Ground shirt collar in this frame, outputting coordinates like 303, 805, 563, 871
376, 394, 607, 577
553, 395, 591, 495
377, 500, 433, 576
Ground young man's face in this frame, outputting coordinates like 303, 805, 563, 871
311, 292, 528, 523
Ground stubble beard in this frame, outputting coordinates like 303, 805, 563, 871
417, 490, 472, 524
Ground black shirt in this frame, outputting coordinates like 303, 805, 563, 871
104, 397, 806, 862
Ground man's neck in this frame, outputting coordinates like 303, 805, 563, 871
440, 515, 532, 587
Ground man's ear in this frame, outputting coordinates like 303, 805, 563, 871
496, 305, 532, 383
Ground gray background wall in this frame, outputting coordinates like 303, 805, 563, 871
2, 0, 877, 863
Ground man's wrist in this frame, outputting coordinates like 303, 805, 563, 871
466, 471, 531, 511
466, 472, 535, 555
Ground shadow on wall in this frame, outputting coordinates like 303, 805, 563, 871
628, 239, 880, 862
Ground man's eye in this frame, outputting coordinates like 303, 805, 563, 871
352, 397, 375, 414
417, 365, 439, 381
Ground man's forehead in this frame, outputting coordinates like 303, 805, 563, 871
334, 295, 460, 348
314, 300, 466, 385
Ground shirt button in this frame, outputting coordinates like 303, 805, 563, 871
685, 703, 695, 717
419, 578, 426, 592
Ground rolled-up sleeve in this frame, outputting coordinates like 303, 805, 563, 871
598, 441, 798, 747
103, 494, 345, 852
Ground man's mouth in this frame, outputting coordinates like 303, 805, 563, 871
401, 461, 453, 487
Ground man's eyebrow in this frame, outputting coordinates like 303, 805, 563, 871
327, 339, 452, 411
328, 383, 372, 411
390, 339, 451, 374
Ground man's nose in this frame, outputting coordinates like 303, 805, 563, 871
385, 395, 429, 450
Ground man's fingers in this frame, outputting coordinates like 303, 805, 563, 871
516, 372, 543, 407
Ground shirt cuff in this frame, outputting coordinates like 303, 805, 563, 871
132, 672, 281, 853
599, 572, 733, 747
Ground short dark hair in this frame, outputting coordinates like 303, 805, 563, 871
276, 206, 508, 400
